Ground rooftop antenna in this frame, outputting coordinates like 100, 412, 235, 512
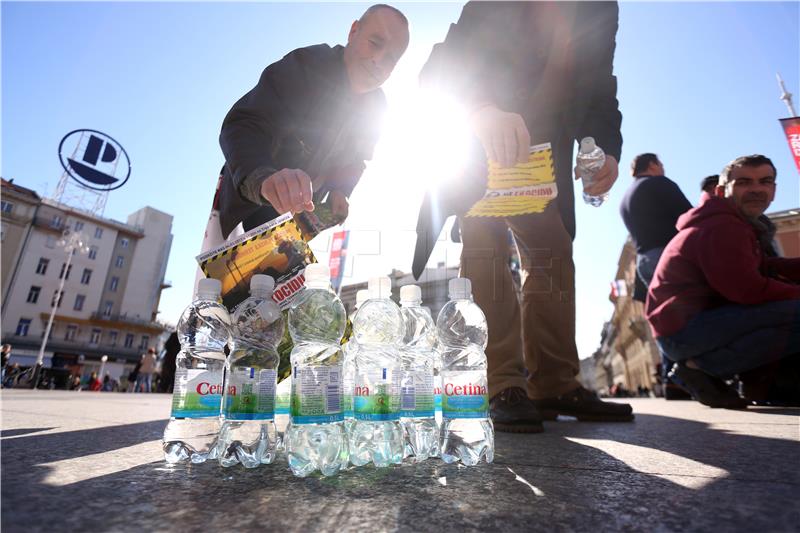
777, 72, 797, 117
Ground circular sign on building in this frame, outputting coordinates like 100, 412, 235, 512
58, 129, 131, 191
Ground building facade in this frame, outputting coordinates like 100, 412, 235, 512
1, 178, 173, 380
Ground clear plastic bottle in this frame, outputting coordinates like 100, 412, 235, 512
163, 278, 231, 464
218, 275, 284, 468
343, 289, 370, 438
274, 375, 291, 452
437, 277, 494, 466
349, 277, 404, 468
399, 285, 439, 462
577, 137, 607, 207
285, 264, 349, 477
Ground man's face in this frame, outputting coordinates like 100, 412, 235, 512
343, 9, 409, 94
718, 164, 776, 219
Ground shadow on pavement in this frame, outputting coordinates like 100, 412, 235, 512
1, 413, 798, 532
0, 427, 56, 438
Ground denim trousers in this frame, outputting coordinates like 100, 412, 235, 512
656, 299, 800, 379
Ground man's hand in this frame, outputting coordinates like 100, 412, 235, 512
576, 155, 619, 196
260, 168, 314, 214
329, 190, 349, 222
469, 105, 531, 168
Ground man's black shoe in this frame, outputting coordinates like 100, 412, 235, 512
532, 386, 634, 422
490, 387, 544, 433
669, 363, 748, 409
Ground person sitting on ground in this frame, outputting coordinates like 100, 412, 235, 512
646, 154, 800, 407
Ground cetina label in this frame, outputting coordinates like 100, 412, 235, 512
400, 370, 435, 418
290, 365, 343, 424
171, 368, 224, 418
354, 367, 401, 421
441, 370, 489, 419
224, 367, 277, 421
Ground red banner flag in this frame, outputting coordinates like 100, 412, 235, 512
328, 230, 349, 292
779, 117, 800, 174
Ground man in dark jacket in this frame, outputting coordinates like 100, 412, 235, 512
414, 2, 632, 432
646, 154, 800, 407
620, 153, 692, 300
214, 4, 409, 241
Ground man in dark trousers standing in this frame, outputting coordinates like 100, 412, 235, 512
208, 4, 409, 246
413, 2, 632, 432
620, 153, 692, 301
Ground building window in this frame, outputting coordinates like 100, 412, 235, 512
103, 301, 113, 317
65, 324, 78, 341
74, 221, 84, 232
36, 258, 49, 275
90, 329, 101, 344
124, 333, 134, 348
139, 335, 150, 350
108, 331, 118, 346
115, 255, 124, 268
73, 294, 85, 311
88, 246, 98, 260
1, 201, 14, 214
1, 224, 5, 242
15, 318, 31, 336
51, 289, 64, 308
59, 263, 72, 281
45, 235, 56, 249
26, 285, 41, 304
51, 215, 63, 228
120, 237, 129, 248
94, 227, 103, 239
81, 268, 92, 285
109, 276, 119, 292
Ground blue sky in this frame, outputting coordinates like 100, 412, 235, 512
3, 2, 798, 360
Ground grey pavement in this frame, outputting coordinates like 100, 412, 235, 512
1, 390, 799, 532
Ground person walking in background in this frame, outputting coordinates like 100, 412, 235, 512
135, 348, 157, 393
413, 1, 632, 432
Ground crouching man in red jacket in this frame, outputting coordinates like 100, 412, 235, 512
646, 154, 800, 407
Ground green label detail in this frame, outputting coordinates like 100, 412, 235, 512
224, 367, 276, 421
290, 365, 343, 424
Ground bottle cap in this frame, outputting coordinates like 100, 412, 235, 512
250, 274, 275, 294
400, 284, 422, 304
303, 263, 330, 288
448, 277, 472, 300
355, 289, 370, 309
197, 277, 222, 299
579, 137, 596, 154
368, 276, 392, 299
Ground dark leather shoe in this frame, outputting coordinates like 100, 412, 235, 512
533, 386, 634, 422
670, 363, 748, 409
490, 387, 544, 433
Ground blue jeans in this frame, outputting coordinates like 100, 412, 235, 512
135, 373, 152, 393
656, 299, 800, 379
636, 247, 664, 287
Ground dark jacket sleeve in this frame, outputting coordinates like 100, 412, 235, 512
219, 48, 316, 205
572, 1, 623, 161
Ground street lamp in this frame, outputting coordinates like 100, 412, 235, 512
99, 355, 108, 380
33, 229, 90, 389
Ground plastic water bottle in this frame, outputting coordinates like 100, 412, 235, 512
274, 376, 291, 451
285, 264, 349, 477
399, 285, 438, 462
577, 137, 607, 207
349, 277, 404, 468
218, 275, 283, 468
343, 289, 370, 437
163, 278, 231, 464
437, 278, 494, 465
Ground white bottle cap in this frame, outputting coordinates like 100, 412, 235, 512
250, 274, 275, 294
303, 263, 330, 288
400, 284, 422, 304
579, 137, 596, 154
197, 277, 222, 299
355, 289, 370, 309
368, 276, 392, 299
448, 277, 472, 300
